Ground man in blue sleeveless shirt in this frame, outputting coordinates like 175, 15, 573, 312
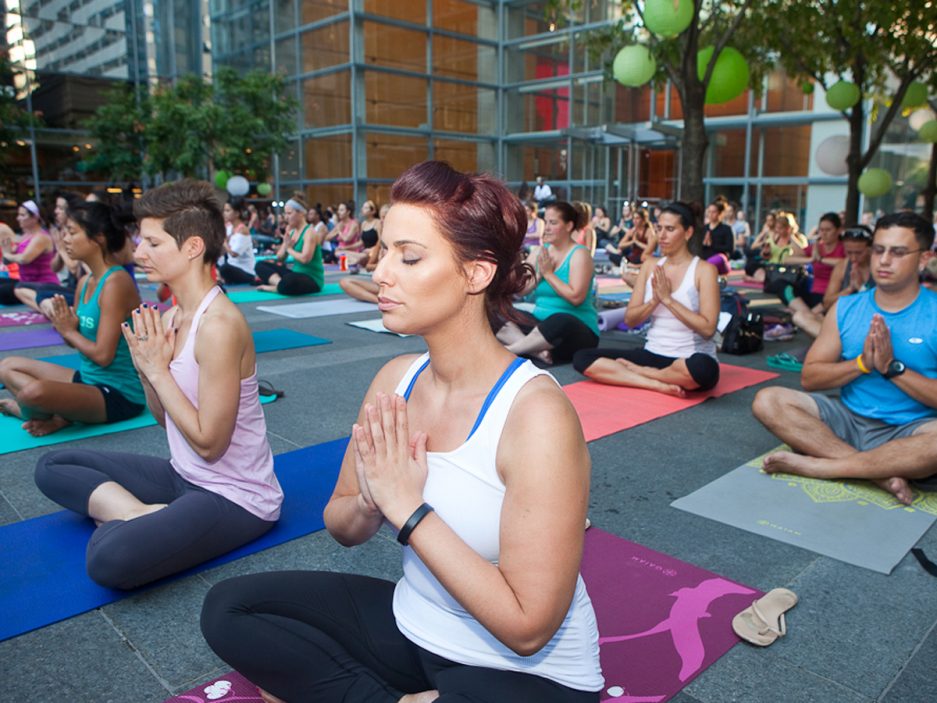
752, 212, 937, 504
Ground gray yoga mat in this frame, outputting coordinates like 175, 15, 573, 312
257, 299, 375, 319
671, 448, 937, 574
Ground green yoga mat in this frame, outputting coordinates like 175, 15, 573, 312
672, 446, 937, 574
227, 282, 343, 303
0, 394, 277, 456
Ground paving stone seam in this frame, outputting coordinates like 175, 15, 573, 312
876, 612, 937, 702
0, 489, 25, 521
97, 608, 175, 697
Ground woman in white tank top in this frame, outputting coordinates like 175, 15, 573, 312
202, 161, 603, 702
573, 202, 722, 397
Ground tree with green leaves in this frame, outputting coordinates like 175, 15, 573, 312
765, 0, 937, 222
557, 0, 775, 205
82, 67, 297, 184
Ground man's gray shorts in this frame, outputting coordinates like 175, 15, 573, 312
809, 394, 937, 452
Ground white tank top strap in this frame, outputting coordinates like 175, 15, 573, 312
394, 352, 431, 399
178, 286, 223, 360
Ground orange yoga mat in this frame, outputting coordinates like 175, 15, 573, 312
565, 363, 778, 441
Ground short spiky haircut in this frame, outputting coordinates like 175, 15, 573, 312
133, 179, 225, 263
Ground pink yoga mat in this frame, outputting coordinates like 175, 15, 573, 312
165, 531, 758, 703
582, 529, 761, 701
566, 364, 778, 442
0, 311, 49, 327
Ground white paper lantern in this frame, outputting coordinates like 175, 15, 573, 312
910, 108, 937, 132
226, 175, 249, 196
815, 135, 850, 176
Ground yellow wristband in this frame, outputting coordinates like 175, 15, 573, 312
856, 355, 871, 374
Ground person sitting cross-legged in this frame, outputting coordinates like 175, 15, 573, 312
752, 211, 937, 505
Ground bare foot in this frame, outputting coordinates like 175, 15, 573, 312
535, 349, 553, 365
22, 415, 71, 436
762, 451, 823, 477
876, 477, 913, 505
124, 503, 168, 521
613, 358, 686, 397
257, 284, 277, 292
399, 692, 439, 703
0, 398, 23, 418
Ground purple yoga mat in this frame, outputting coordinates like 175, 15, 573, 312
0, 327, 64, 351
0, 311, 49, 327
166, 531, 760, 703
582, 529, 762, 702
166, 672, 262, 702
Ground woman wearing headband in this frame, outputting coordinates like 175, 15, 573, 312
573, 201, 721, 397
0, 200, 59, 305
254, 193, 325, 295
0, 200, 143, 436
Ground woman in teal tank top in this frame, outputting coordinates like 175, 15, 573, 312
0, 201, 144, 436
495, 201, 599, 364
254, 193, 325, 295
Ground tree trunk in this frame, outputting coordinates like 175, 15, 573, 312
922, 142, 937, 220
679, 82, 709, 206
843, 100, 866, 225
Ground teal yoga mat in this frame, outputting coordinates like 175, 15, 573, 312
227, 282, 343, 303
671, 447, 937, 574
0, 437, 347, 642
0, 394, 277, 456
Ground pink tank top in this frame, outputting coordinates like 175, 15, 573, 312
166, 287, 282, 520
16, 232, 59, 284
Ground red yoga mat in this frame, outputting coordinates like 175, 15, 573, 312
566, 363, 778, 442
165, 530, 759, 703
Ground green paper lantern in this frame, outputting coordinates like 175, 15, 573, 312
214, 170, 231, 189
257, 182, 273, 196
613, 45, 657, 88
801, 81, 815, 95
643, 0, 693, 38
919, 120, 937, 143
901, 81, 928, 109
825, 81, 861, 111
857, 169, 893, 198
697, 46, 749, 105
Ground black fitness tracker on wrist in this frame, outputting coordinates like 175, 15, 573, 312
397, 503, 434, 546
884, 359, 906, 380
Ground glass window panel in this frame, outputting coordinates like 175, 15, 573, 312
711, 129, 746, 178
362, 0, 426, 25
572, 79, 609, 126
305, 134, 352, 179
758, 184, 808, 226
363, 21, 426, 73
306, 184, 356, 211
303, 70, 351, 127
273, 0, 296, 34
364, 71, 428, 128
703, 91, 749, 117
613, 84, 651, 123
760, 125, 810, 177
280, 139, 301, 181
506, 2, 554, 39
505, 142, 567, 183
655, 84, 683, 121
433, 36, 495, 83
505, 85, 571, 134
433, 82, 495, 134
302, 0, 347, 24
276, 36, 298, 75
505, 38, 569, 84
638, 148, 677, 201
301, 21, 349, 72
765, 69, 813, 113
366, 184, 394, 208
433, 139, 496, 174
365, 133, 429, 179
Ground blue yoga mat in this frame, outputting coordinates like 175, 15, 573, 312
0, 437, 347, 642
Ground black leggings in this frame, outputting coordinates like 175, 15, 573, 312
34, 449, 275, 590
516, 311, 599, 364
0, 278, 20, 305
218, 263, 257, 285
201, 571, 599, 703
573, 346, 720, 390
254, 261, 321, 296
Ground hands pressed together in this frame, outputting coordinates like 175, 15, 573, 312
121, 304, 176, 381
352, 392, 428, 529
47, 294, 79, 336
536, 246, 555, 277
650, 266, 673, 308
860, 314, 894, 375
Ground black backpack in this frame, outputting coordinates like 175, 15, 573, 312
721, 311, 764, 355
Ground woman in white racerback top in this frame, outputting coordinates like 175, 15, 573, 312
202, 161, 603, 703
573, 202, 722, 397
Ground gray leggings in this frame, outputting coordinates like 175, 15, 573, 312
34, 449, 276, 590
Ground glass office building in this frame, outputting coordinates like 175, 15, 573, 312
3, 0, 932, 227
